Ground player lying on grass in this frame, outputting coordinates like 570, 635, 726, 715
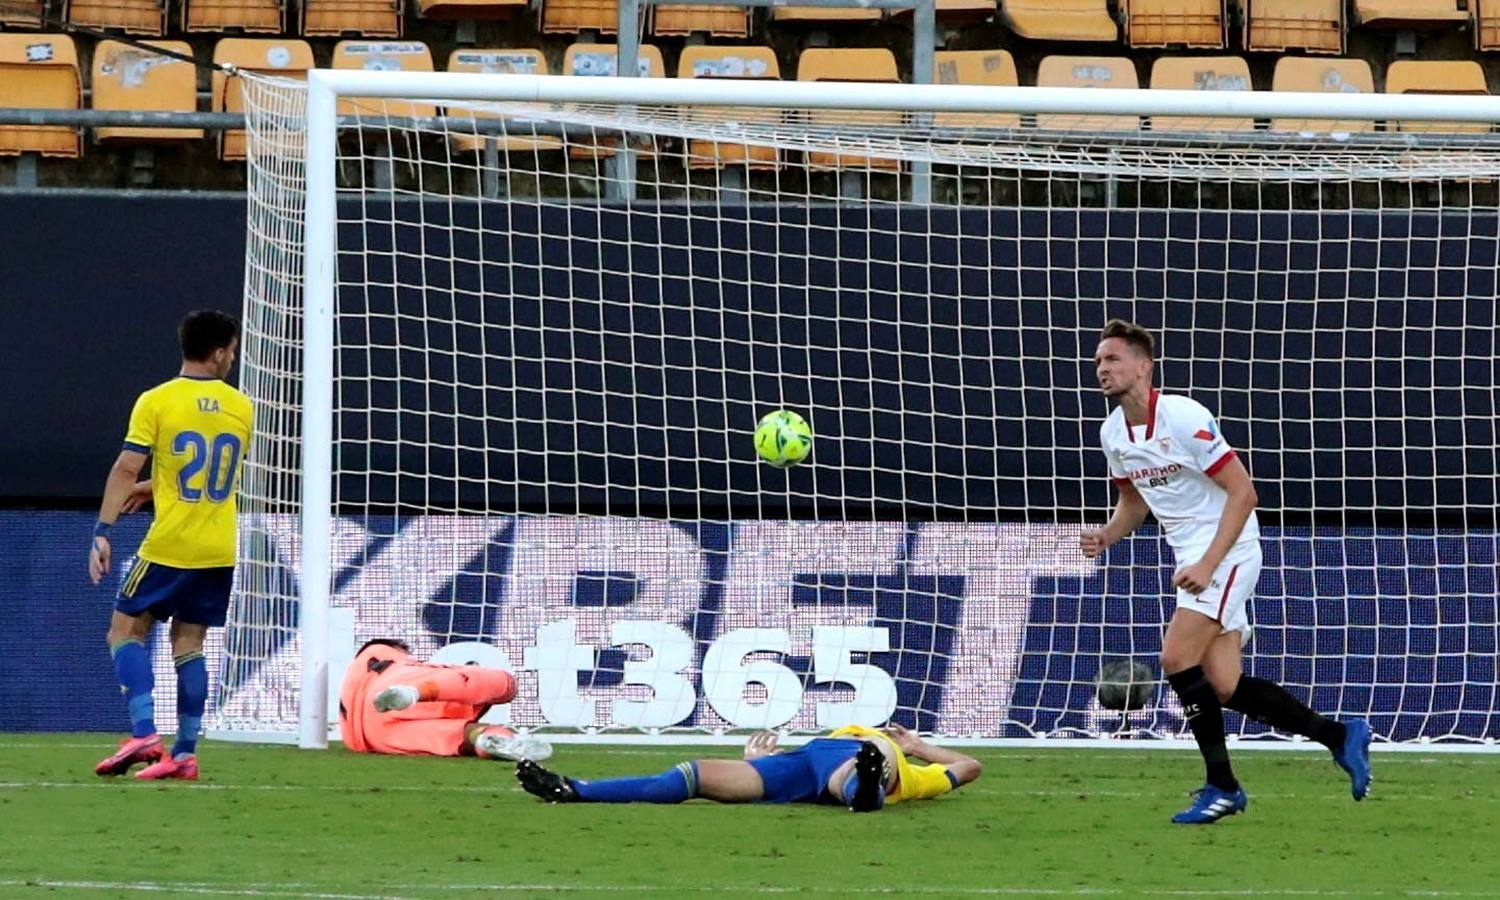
339, 638, 552, 762
1082, 318, 1372, 825
516, 723, 981, 812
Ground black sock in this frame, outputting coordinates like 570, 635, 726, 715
1167, 665, 1238, 792
1226, 675, 1347, 751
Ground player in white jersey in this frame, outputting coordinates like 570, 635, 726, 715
1081, 319, 1372, 825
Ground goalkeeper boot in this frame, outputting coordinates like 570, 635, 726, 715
94, 734, 163, 777
135, 754, 199, 781
1171, 784, 1248, 825
1331, 718, 1373, 801
848, 741, 887, 813
372, 684, 420, 712
516, 759, 579, 803
476, 727, 554, 763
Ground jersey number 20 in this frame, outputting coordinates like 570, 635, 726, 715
173, 431, 243, 503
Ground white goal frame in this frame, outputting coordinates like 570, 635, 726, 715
292, 69, 1500, 751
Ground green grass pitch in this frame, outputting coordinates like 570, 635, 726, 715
2, 734, 1498, 898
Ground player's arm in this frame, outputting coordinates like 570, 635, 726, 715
885, 724, 982, 787
1081, 479, 1150, 559
1173, 455, 1258, 594
89, 449, 148, 584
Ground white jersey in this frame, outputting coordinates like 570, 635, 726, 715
1100, 389, 1260, 562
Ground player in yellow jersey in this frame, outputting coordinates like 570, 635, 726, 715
88, 310, 253, 782
517, 722, 981, 812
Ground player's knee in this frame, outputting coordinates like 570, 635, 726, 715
1159, 647, 1190, 675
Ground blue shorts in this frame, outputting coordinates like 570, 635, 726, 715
748, 738, 862, 804
115, 559, 234, 627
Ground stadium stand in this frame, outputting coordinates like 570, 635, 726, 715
419, 0, 529, 18
933, 50, 1021, 130
0, 0, 45, 28
1478, 0, 1500, 49
182, 0, 286, 32
678, 45, 782, 169
1243, 0, 1344, 53
92, 40, 203, 142
1351, 0, 1467, 29
304, 0, 404, 37
0, 33, 81, 158
68, 0, 168, 36
653, 4, 751, 37
772, 4, 881, 24
1123, 0, 1227, 48
798, 48, 902, 170
1268, 57, 1374, 133
214, 38, 315, 161
1001, 0, 1117, 41
444, 49, 563, 155
1386, 59, 1490, 132
1035, 55, 1141, 131
563, 42, 665, 158
331, 40, 437, 119
541, 0, 620, 33
1148, 55, 1255, 131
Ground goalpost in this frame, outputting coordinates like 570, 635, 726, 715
218, 68, 1500, 751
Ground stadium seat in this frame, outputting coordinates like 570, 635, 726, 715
890, 0, 998, 25
1148, 55, 1255, 131
183, 0, 286, 32
304, 0, 404, 37
653, 5, 750, 37
68, 0, 167, 35
214, 38, 315, 160
1123, 0, 1226, 47
563, 43, 665, 158
797, 48, 901, 171
542, 0, 619, 33
1001, 0, 1117, 41
331, 41, 436, 120
1243, 0, 1343, 53
678, 45, 781, 169
1386, 60, 1490, 133
419, 0, 527, 18
1351, 0, 1466, 28
932, 50, 1020, 130
444, 49, 562, 155
772, 5, 880, 24
0, 34, 80, 157
0, 1, 45, 28
1268, 57, 1373, 133
92, 40, 202, 142
1035, 55, 1141, 131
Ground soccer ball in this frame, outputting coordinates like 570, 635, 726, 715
754, 410, 813, 468
1096, 659, 1156, 711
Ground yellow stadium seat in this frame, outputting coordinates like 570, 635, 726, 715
678, 45, 781, 169
1478, 0, 1500, 48
1002, 0, 1117, 41
1386, 60, 1490, 133
68, 0, 167, 35
445, 49, 561, 154
419, 0, 527, 18
331, 41, 436, 120
214, 38, 315, 160
797, 48, 901, 171
1124, 0, 1225, 47
932, 50, 1020, 130
92, 40, 201, 142
563, 43, 665, 158
0, 1, 45, 28
542, 0, 618, 33
772, 5, 880, 23
183, 0, 285, 32
1268, 57, 1373, 133
304, 0, 404, 36
654, 5, 750, 37
1148, 55, 1255, 131
1244, 0, 1342, 52
0, 34, 80, 157
1352, 0, 1466, 28
1035, 55, 1141, 131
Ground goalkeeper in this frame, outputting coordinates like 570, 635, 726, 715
516, 723, 981, 812
339, 638, 552, 762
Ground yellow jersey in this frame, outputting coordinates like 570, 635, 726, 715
123, 375, 253, 569
828, 725, 959, 803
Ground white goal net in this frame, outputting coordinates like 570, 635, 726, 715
215, 70, 1500, 748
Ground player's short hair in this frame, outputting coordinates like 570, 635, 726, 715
1100, 319, 1155, 360
357, 638, 411, 655
179, 309, 240, 362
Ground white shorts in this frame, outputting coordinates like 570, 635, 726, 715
1175, 543, 1261, 644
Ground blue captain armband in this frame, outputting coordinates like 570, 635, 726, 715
93, 520, 114, 540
